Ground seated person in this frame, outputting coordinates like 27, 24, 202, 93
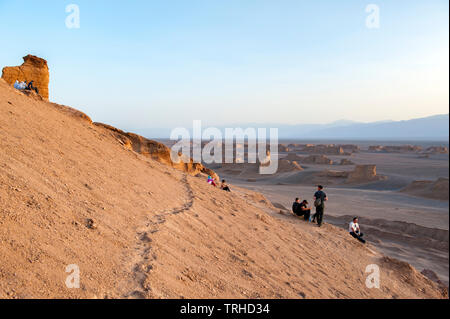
349, 217, 366, 244
207, 175, 217, 187
17, 81, 27, 90
26, 80, 39, 94
292, 198, 303, 217
299, 200, 311, 221
220, 180, 231, 192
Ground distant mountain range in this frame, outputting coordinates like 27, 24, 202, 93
132, 114, 449, 141
273, 114, 449, 140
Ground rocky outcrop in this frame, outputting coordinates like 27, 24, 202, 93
278, 144, 291, 153
94, 123, 219, 181
421, 269, 448, 294
424, 146, 449, 154
302, 144, 345, 155
339, 144, 360, 153
2, 55, 49, 100
283, 153, 304, 162
369, 145, 422, 153
401, 178, 449, 201
346, 165, 386, 184
319, 170, 349, 178
339, 158, 354, 165
300, 155, 333, 165
277, 159, 304, 173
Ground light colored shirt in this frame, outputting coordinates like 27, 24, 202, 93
349, 222, 360, 233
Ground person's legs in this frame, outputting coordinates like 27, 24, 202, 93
359, 233, 366, 243
304, 209, 311, 221
350, 232, 366, 243
316, 207, 324, 226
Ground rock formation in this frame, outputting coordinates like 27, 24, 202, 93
346, 165, 386, 184
300, 155, 334, 165
277, 159, 304, 173
302, 144, 345, 155
424, 146, 449, 154
278, 144, 291, 152
283, 153, 304, 162
339, 144, 360, 153
319, 170, 349, 178
2, 55, 50, 100
369, 145, 422, 153
94, 123, 219, 182
339, 158, 355, 165
401, 178, 449, 201
421, 269, 448, 293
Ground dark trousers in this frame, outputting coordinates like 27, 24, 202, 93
350, 232, 366, 244
302, 209, 311, 221
295, 209, 310, 221
26, 84, 39, 94
314, 206, 324, 226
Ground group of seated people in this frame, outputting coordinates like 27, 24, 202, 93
292, 198, 311, 221
292, 197, 366, 244
207, 176, 231, 192
14, 80, 39, 94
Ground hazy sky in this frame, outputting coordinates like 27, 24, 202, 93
0, 0, 448, 130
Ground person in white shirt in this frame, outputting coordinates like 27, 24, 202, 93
349, 217, 366, 244
19, 81, 27, 90
14, 80, 20, 89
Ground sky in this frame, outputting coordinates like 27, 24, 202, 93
0, 0, 448, 131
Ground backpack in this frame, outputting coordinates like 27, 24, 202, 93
314, 198, 323, 207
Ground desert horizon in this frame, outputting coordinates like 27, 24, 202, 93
0, 0, 448, 313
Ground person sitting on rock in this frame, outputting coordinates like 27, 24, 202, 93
14, 80, 20, 89
221, 180, 231, 192
349, 217, 366, 244
207, 175, 217, 187
26, 80, 39, 94
18, 81, 27, 90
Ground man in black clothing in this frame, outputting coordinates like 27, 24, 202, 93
299, 200, 311, 221
26, 80, 39, 94
313, 185, 327, 227
292, 198, 302, 217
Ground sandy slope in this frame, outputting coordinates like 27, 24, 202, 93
0, 79, 446, 299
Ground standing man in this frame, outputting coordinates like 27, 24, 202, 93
313, 185, 327, 227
